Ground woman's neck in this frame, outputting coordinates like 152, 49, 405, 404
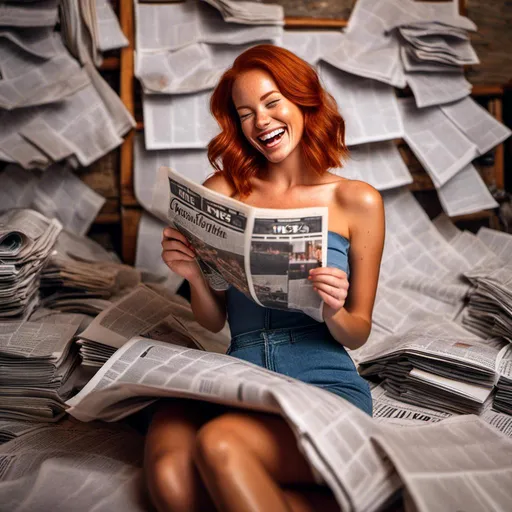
263, 147, 313, 189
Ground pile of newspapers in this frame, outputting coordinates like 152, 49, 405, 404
495, 346, 512, 414
0, 209, 62, 319
0, 0, 133, 170
463, 263, 512, 343
39, 229, 140, 315
358, 322, 504, 415
202, 0, 284, 24
0, 316, 83, 422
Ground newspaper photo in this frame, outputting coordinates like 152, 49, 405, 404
163, 167, 328, 322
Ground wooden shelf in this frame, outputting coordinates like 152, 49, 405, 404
99, 57, 120, 71
284, 17, 347, 29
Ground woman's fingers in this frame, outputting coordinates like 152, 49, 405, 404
309, 267, 347, 280
161, 250, 195, 264
162, 227, 192, 248
314, 287, 340, 310
161, 239, 196, 259
312, 281, 348, 302
308, 273, 348, 290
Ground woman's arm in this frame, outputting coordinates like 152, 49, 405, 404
162, 172, 235, 333
310, 181, 385, 350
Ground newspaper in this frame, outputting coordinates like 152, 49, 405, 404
319, 63, 404, 147
330, 141, 413, 191
436, 163, 498, 217
0, 419, 150, 512
162, 167, 328, 321
134, 133, 210, 214
397, 98, 477, 188
477, 227, 512, 262
0, 0, 59, 28
280, 30, 342, 66
440, 96, 512, 156
66, 336, 512, 511
143, 89, 218, 150
135, 0, 281, 53
202, 0, 284, 25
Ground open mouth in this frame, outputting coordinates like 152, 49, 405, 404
258, 128, 286, 148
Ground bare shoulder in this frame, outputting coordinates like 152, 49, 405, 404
335, 179, 383, 214
202, 172, 236, 197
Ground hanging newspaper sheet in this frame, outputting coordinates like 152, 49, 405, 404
161, 167, 328, 322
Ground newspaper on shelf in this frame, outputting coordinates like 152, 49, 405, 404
397, 98, 477, 188
0, 419, 48, 444
143, 89, 218, 150
440, 96, 512, 155
160, 167, 328, 322
330, 140, 413, 191
319, 63, 404, 146
0, 164, 105, 236
436, 163, 498, 217
358, 321, 505, 415
477, 226, 512, 262
0, 419, 150, 511
0, 28, 64, 61
66, 336, 512, 511
135, 0, 282, 53
77, 283, 230, 366
0, 209, 62, 319
280, 30, 343, 66
201, 0, 284, 25
134, 133, 211, 213
0, 0, 59, 28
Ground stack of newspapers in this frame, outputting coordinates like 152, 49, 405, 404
0, 209, 62, 319
39, 229, 140, 314
76, 284, 230, 368
358, 322, 504, 415
463, 262, 512, 343
495, 345, 512, 414
202, 0, 284, 25
0, 317, 82, 422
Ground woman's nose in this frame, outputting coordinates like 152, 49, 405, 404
255, 110, 270, 129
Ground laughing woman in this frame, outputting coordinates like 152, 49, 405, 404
145, 45, 385, 512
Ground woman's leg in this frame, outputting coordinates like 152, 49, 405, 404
144, 400, 216, 512
193, 410, 339, 512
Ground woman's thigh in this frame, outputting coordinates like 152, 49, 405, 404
196, 410, 319, 485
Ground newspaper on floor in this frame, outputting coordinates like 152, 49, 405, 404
495, 345, 512, 415
358, 321, 504, 415
134, 133, 211, 214
202, 0, 284, 25
143, 89, 218, 150
436, 163, 498, 217
319, 63, 404, 146
66, 336, 512, 511
440, 96, 512, 156
0, 419, 150, 512
0, 419, 48, 444
77, 283, 230, 366
135, 212, 185, 295
0, 316, 81, 422
159, 167, 329, 322
0, 209, 62, 319
329, 141, 413, 191
397, 98, 477, 187
135, 0, 281, 53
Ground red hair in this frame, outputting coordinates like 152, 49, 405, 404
207, 44, 348, 197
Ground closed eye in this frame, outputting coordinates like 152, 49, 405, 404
266, 100, 280, 108
239, 112, 253, 120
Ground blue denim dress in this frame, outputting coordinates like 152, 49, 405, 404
225, 232, 372, 416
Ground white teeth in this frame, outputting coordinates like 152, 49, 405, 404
259, 128, 285, 142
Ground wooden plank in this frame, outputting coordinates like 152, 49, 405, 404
489, 97, 505, 190
119, 0, 137, 207
121, 207, 142, 265
284, 17, 347, 28
99, 57, 120, 70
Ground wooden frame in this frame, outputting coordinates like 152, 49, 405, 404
115, 0, 503, 264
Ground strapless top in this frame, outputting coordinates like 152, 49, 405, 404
226, 232, 350, 337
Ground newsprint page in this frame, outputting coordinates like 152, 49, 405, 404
164, 167, 328, 321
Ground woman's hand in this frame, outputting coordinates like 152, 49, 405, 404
161, 227, 203, 284
309, 267, 349, 313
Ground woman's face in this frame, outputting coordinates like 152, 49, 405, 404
232, 69, 304, 164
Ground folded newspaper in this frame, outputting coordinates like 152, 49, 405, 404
159, 168, 329, 322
